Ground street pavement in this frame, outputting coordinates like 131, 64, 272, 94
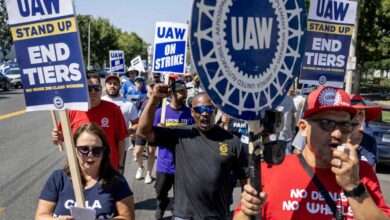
0, 88, 389, 219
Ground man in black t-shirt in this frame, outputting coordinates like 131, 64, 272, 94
137, 85, 248, 220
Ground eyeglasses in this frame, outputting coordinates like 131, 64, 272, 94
76, 146, 105, 157
88, 85, 102, 92
193, 105, 215, 114
307, 119, 353, 134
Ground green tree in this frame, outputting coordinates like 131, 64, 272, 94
356, 0, 390, 68
77, 15, 93, 68
117, 31, 147, 67
0, 0, 12, 61
90, 17, 120, 69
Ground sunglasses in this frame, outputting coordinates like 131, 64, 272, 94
307, 119, 353, 134
193, 105, 215, 114
76, 146, 106, 157
88, 85, 102, 92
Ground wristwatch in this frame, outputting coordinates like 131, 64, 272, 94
344, 182, 366, 197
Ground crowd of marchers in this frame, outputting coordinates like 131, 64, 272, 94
33, 68, 390, 220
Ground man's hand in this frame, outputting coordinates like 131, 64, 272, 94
51, 128, 62, 145
157, 122, 165, 127
331, 143, 360, 191
151, 83, 170, 101
240, 184, 267, 216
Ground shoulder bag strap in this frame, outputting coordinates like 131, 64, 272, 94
297, 154, 343, 220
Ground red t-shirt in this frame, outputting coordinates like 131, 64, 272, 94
61, 100, 128, 169
235, 155, 390, 219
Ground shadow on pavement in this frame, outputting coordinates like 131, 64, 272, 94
135, 198, 157, 210
376, 163, 390, 174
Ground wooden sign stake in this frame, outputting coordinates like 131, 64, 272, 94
58, 110, 85, 208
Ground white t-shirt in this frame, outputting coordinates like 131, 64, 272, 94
101, 95, 139, 127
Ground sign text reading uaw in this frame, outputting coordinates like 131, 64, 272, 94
5, 0, 88, 111
152, 22, 188, 74
299, 0, 357, 88
109, 50, 125, 73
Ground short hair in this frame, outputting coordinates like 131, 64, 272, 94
86, 72, 101, 84
64, 123, 119, 190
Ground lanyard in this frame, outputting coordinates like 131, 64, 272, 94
297, 154, 344, 220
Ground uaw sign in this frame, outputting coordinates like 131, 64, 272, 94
190, 0, 306, 120
109, 50, 125, 73
152, 22, 188, 74
299, 0, 357, 88
5, 0, 89, 111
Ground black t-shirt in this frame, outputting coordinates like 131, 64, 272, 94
152, 125, 248, 219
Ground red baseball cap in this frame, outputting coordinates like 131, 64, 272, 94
349, 94, 382, 121
105, 74, 120, 83
303, 86, 357, 118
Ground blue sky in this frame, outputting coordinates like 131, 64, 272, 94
73, 0, 192, 44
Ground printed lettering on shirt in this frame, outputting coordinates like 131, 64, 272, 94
64, 199, 102, 209
101, 117, 109, 127
219, 143, 228, 156
165, 118, 188, 127
61, 199, 115, 219
281, 189, 354, 217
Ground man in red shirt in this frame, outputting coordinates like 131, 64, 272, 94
51, 74, 128, 171
234, 86, 390, 220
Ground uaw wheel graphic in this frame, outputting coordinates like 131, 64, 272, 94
53, 96, 65, 110
190, 0, 306, 120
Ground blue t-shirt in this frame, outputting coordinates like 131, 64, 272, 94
39, 170, 133, 219
358, 132, 378, 166
153, 104, 194, 174
120, 80, 135, 96
120, 81, 146, 102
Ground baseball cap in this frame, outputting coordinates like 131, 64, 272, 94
105, 74, 120, 83
135, 76, 144, 82
172, 80, 192, 92
349, 94, 382, 121
303, 86, 356, 118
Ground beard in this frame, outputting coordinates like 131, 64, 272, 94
107, 90, 119, 97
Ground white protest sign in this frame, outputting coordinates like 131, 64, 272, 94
152, 22, 188, 74
109, 50, 125, 73
131, 55, 145, 72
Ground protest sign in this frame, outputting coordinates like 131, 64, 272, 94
109, 50, 125, 74
5, 0, 87, 208
131, 55, 146, 73
190, 0, 306, 120
152, 22, 188, 74
299, 0, 357, 88
5, 0, 89, 112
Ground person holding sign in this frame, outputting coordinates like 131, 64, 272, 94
137, 84, 248, 219
51, 74, 128, 171
153, 80, 195, 219
37, 123, 135, 219
234, 87, 390, 220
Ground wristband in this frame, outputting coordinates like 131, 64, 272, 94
344, 182, 366, 197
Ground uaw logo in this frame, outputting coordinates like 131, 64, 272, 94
319, 88, 342, 106
319, 75, 327, 85
219, 143, 229, 156
190, 0, 306, 120
101, 117, 110, 128
53, 96, 64, 109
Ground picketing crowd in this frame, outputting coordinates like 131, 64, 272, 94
33, 67, 390, 220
